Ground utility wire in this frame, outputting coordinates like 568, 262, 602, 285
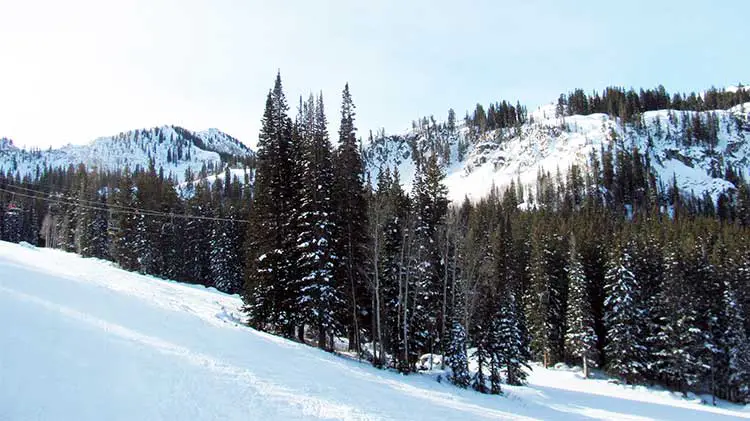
3, 180, 221, 215
0, 186, 250, 224
3, 183, 168, 215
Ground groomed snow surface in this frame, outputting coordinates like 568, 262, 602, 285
1, 241, 748, 420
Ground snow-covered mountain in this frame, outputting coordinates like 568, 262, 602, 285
363, 101, 750, 203
3, 95, 749, 205
0, 126, 254, 182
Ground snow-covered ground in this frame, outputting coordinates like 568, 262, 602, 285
0, 241, 747, 420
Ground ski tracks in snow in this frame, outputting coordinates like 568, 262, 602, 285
0, 284, 382, 421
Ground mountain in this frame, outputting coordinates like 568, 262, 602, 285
0, 126, 254, 181
363, 99, 750, 204
3, 90, 749, 205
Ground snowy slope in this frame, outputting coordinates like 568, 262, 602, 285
178, 167, 254, 198
0, 126, 254, 182
363, 102, 750, 203
1, 241, 747, 420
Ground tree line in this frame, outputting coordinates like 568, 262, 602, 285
558, 85, 749, 123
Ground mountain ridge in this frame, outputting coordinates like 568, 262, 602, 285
0, 125, 254, 182
2, 88, 749, 203
362, 100, 750, 204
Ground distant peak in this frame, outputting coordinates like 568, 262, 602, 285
0, 137, 15, 150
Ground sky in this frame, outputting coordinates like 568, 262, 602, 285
0, 0, 748, 150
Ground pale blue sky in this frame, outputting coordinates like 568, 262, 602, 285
1, 0, 748, 149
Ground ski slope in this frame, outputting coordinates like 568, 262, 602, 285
0, 241, 747, 420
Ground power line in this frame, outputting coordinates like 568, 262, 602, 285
0, 186, 250, 224
5, 179, 237, 215
4, 183, 168, 215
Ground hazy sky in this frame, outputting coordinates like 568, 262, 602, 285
1, 0, 748, 149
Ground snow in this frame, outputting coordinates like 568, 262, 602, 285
364, 101, 750, 205
726, 85, 748, 94
0, 125, 253, 183
178, 167, 253, 196
1, 240, 748, 420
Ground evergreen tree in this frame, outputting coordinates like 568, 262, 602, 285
333, 83, 370, 353
210, 209, 242, 294
87, 193, 110, 260
244, 73, 298, 336
564, 236, 598, 378
112, 171, 139, 271
493, 291, 530, 386
604, 244, 646, 384
722, 277, 750, 403
295, 93, 343, 350
446, 320, 471, 388
525, 226, 565, 367
410, 152, 449, 359
2, 205, 22, 243
471, 333, 491, 393
182, 182, 212, 285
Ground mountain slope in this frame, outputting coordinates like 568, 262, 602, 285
363, 102, 750, 203
1, 240, 747, 420
0, 126, 254, 182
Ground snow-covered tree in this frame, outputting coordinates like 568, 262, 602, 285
723, 278, 750, 403
210, 211, 243, 294
471, 334, 491, 394
492, 292, 530, 386
295, 93, 343, 350
446, 320, 471, 388
244, 73, 299, 335
564, 237, 598, 378
410, 152, 448, 360
525, 228, 565, 367
604, 244, 646, 384
333, 83, 370, 354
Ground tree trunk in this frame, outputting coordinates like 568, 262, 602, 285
582, 355, 589, 379
374, 259, 383, 367
440, 230, 449, 369
318, 325, 326, 350
401, 234, 410, 371
349, 252, 360, 356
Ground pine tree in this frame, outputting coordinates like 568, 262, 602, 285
244, 73, 299, 336
471, 333, 491, 393
564, 236, 598, 378
333, 83, 370, 354
493, 291, 531, 386
295, 93, 342, 350
2, 205, 22, 243
604, 243, 646, 384
410, 152, 448, 360
723, 277, 750, 403
656, 244, 710, 395
446, 320, 471, 388
182, 181, 212, 285
525, 226, 565, 367
210, 209, 242, 293
112, 171, 139, 271
73, 167, 93, 255
86, 192, 110, 260
379, 167, 409, 367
